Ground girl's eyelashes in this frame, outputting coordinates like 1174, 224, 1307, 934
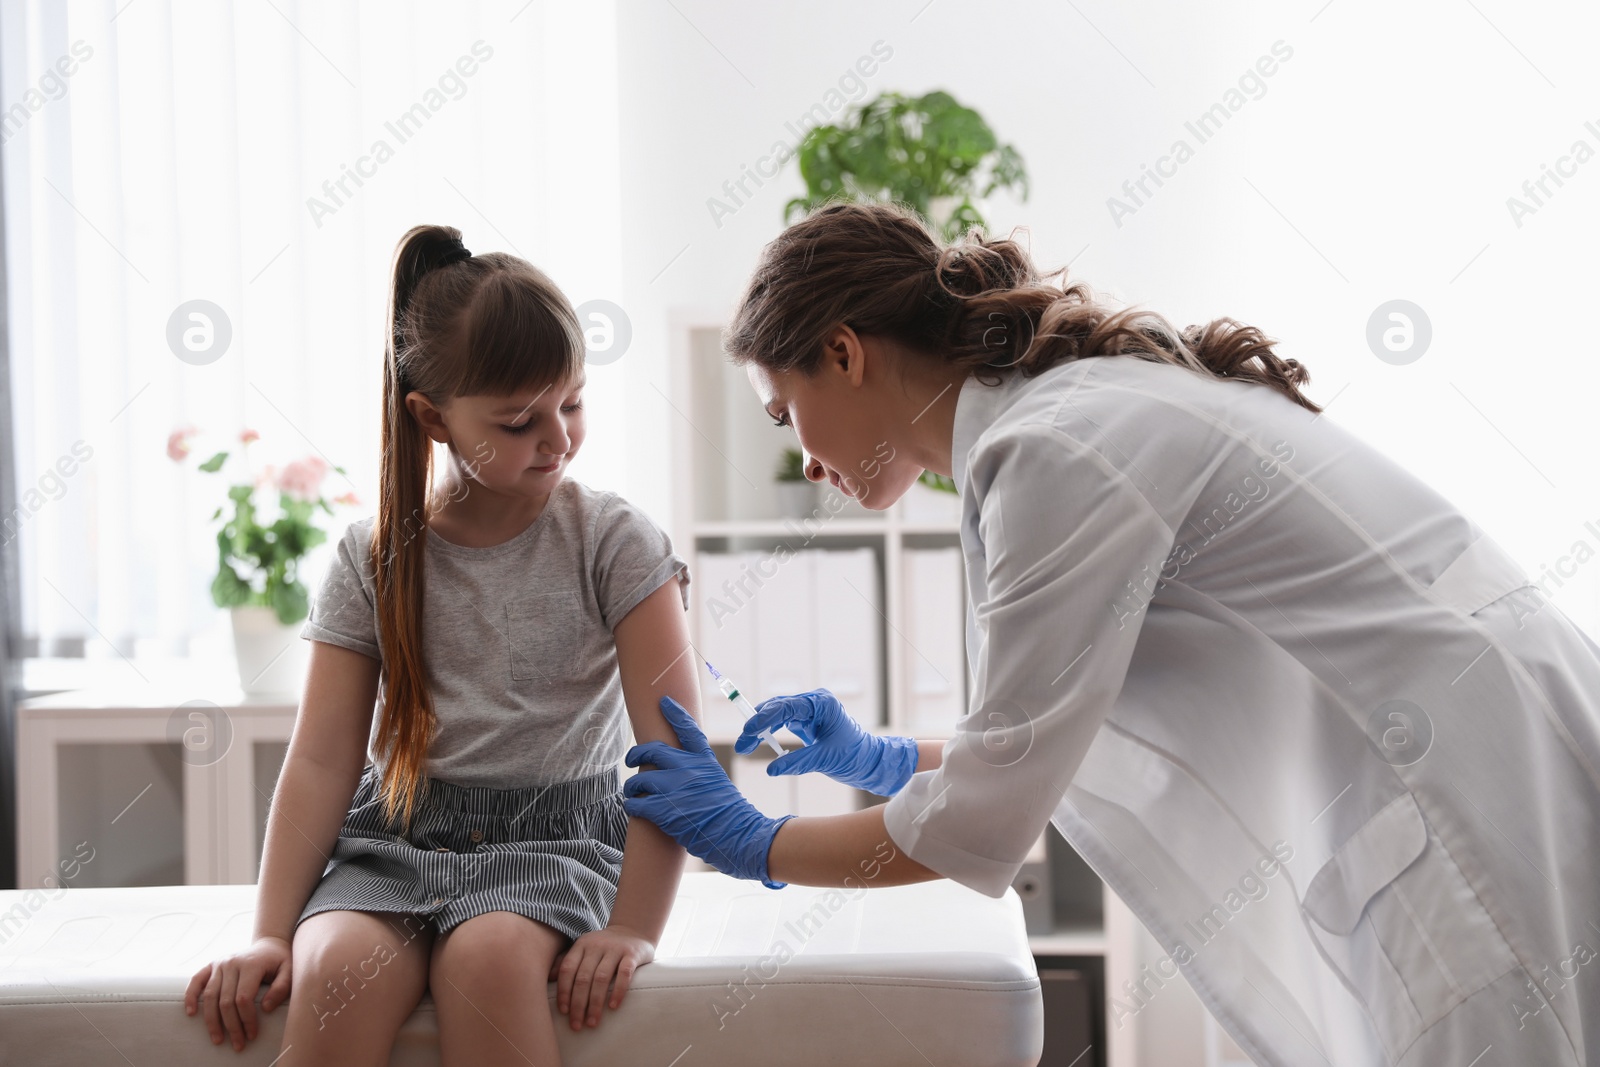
502, 402, 582, 435
771, 413, 790, 428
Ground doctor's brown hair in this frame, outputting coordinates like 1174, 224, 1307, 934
723, 199, 1322, 414
372, 224, 585, 830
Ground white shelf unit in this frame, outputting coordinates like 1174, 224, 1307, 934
15, 684, 295, 890
666, 308, 1141, 1067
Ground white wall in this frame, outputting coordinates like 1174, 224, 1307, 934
613, 0, 1600, 637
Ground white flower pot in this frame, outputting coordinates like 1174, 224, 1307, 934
229, 605, 309, 696
775, 481, 818, 520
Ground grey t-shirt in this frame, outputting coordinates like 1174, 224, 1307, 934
299, 478, 692, 789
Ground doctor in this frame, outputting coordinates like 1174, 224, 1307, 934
621, 200, 1600, 1065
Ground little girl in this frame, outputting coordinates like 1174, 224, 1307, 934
184, 225, 697, 1065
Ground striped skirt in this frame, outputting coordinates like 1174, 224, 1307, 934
296, 763, 630, 943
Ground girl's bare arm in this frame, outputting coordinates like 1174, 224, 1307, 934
253, 640, 380, 943
606, 578, 697, 945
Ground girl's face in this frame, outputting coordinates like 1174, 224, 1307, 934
411, 372, 587, 497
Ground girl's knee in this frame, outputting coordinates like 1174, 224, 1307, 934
278, 913, 434, 1067
291, 911, 433, 1017
431, 912, 567, 993
297, 909, 430, 954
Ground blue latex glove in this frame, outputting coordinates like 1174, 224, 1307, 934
623, 695, 797, 889
734, 688, 919, 797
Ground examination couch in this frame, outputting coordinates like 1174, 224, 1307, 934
0, 870, 1044, 1065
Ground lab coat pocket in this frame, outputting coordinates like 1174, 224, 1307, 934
507, 591, 581, 682
1300, 791, 1521, 1059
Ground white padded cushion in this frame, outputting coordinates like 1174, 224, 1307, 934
0, 872, 1043, 1065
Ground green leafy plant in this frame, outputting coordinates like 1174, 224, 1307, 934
775, 447, 808, 482
785, 89, 1029, 243
917, 470, 958, 495
168, 426, 359, 625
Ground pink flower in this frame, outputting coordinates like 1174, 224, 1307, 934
167, 425, 199, 462
333, 490, 361, 507
240, 428, 260, 445
277, 456, 330, 502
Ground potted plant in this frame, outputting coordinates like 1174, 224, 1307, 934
785, 88, 1030, 243
786, 88, 1027, 521
774, 447, 817, 519
168, 425, 358, 695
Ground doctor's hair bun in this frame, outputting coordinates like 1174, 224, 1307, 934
933, 231, 1039, 299
936, 225, 1323, 415
723, 198, 1322, 416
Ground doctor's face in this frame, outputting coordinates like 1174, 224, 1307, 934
746, 334, 929, 510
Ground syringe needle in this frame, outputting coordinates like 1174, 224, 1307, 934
705, 659, 787, 755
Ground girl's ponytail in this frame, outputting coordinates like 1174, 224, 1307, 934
373, 225, 473, 831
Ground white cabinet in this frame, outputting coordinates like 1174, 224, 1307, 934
15, 685, 295, 890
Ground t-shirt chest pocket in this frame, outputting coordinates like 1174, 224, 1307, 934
506, 591, 583, 683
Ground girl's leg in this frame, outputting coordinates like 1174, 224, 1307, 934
280, 909, 436, 1067
430, 910, 568, 1067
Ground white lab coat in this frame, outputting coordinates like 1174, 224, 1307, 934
881, 354, 1600, 1065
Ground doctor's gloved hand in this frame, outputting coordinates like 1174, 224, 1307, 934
623, 696, 796, 889
735, 688, 919, 797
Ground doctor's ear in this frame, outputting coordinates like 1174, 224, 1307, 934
821, 325, 868, 385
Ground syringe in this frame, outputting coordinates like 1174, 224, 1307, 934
704, 660, 787, 756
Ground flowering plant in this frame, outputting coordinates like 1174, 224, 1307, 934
168, 426, 359, 625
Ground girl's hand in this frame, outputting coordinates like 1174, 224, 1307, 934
184, 935, 293, 1051
548, 923, 654, 1030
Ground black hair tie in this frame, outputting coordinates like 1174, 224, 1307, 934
438, 236, 472, 267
